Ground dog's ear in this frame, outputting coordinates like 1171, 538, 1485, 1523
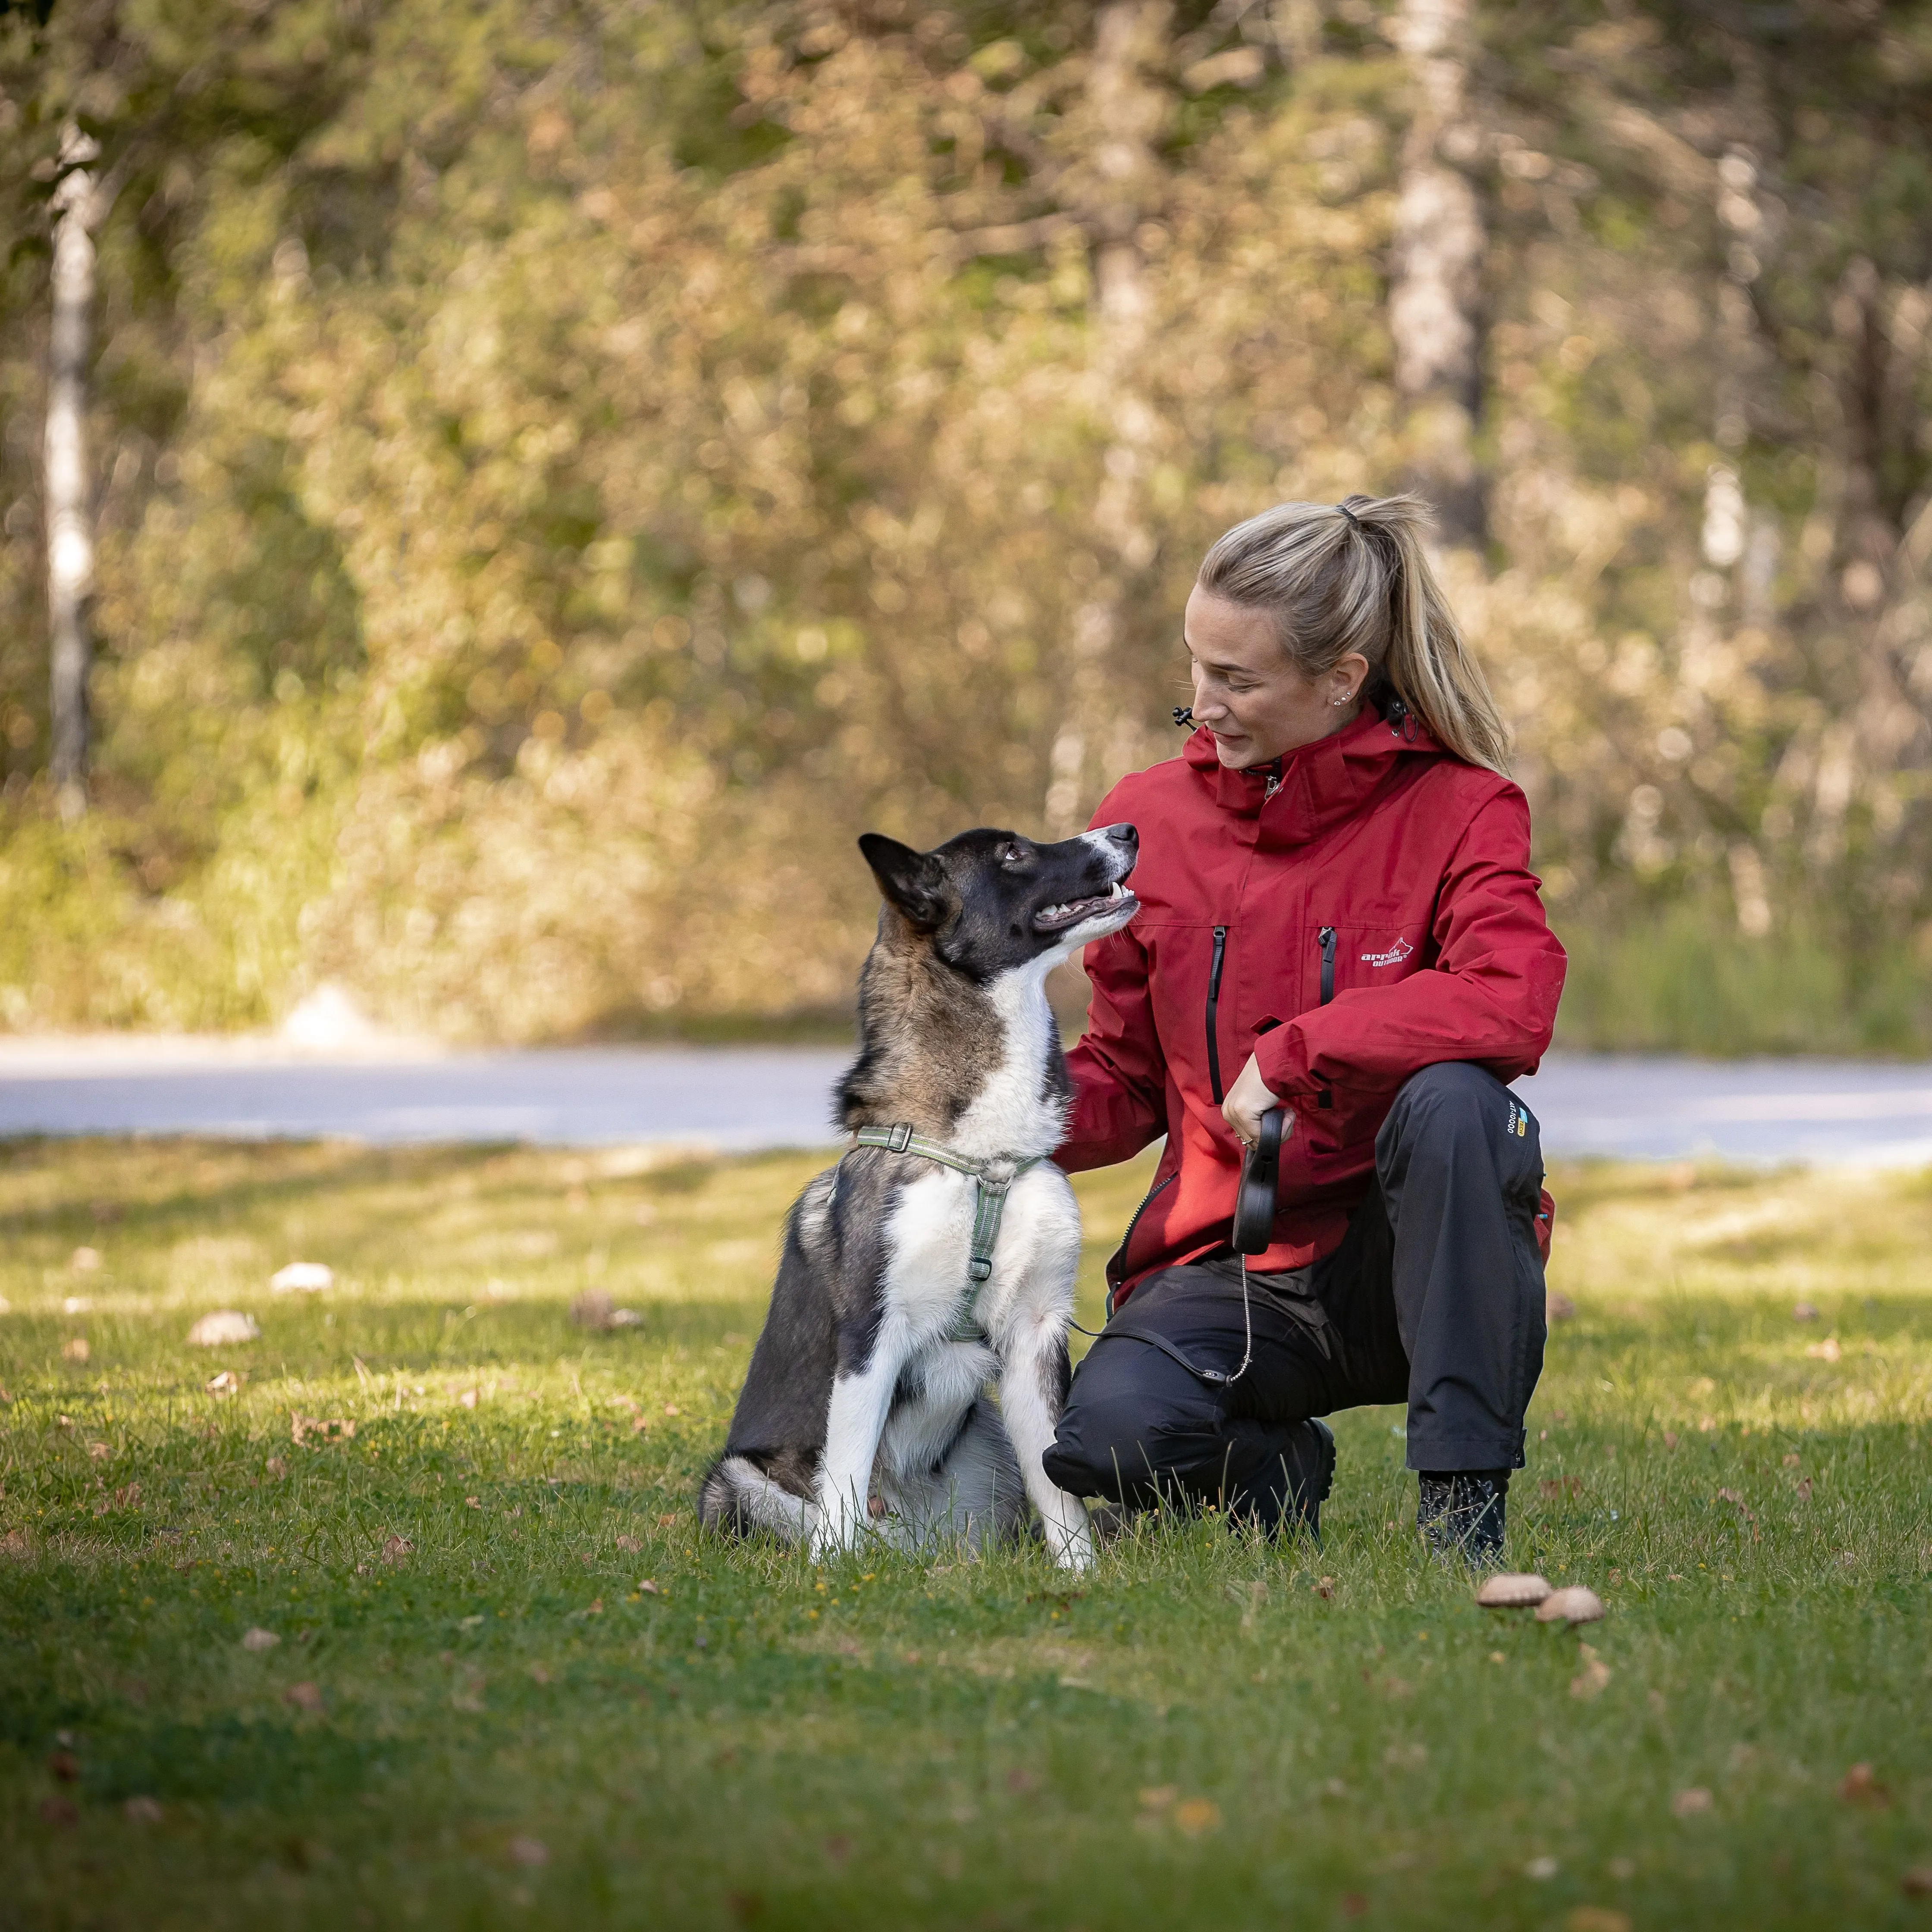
859, 834, 947, 932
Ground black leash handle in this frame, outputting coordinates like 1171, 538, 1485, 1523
1230, 1107, 1283, 1255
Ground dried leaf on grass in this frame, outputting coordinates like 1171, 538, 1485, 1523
123, 1796, 163, 1822
284, 1681, 324, 1713
1570, 1644, 1612, 1700
382, 1534, 413, 1564
241, 1627, 279, 1652
1566, 1910, 1633, 1932
1671, 1787, 1713, 1818
508, 1835, 549, 1867
571, 1290, 641, 1330
61, 1337, 90, 1363
1173, 1798, 1222, 1837
206, 1371, 240, 1395
1806, 1337, 1843, 1361
1839, 1762, 1890, 1807
291, 1413, 355, 1445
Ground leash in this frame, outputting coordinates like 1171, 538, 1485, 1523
1094, 1254, 1255, 1388
847, 1123, 1044, 1340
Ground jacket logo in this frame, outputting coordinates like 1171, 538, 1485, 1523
1359, 937, 1414, 969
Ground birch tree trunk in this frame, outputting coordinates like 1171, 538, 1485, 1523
1043, 0, 1170, 838
1388, 0, 1486, 548
45, 123, 103, 820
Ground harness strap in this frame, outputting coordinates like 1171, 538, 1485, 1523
849, 1124, 1044, 1335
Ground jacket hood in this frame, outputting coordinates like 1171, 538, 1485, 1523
1180, 697, 1450, 844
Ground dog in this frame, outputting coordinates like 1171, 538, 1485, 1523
698, 821, 1140, 1569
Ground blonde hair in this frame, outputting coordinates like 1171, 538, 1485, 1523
1196, 492, 1511, 774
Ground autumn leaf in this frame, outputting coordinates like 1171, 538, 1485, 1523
1570, 1644, 1612, 1700
1173, 1798, 1222, 1837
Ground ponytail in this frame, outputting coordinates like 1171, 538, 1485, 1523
1195, 492, 1511, 774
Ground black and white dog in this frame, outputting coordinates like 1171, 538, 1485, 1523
699, 822, 1139, 1570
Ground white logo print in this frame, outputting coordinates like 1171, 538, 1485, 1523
1360, 937, 1414, 969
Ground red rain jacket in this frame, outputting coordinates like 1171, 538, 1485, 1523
1056, 704, 1566, 1307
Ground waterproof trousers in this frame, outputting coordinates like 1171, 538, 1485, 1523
1042, 1062, 1549, 1525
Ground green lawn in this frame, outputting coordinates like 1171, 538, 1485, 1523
2, 1137, 1928, 1930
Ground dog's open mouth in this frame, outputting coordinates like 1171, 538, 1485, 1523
1032, 879, 1135, 932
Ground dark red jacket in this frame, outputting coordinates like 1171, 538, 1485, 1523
1056, 704, 1566, 1305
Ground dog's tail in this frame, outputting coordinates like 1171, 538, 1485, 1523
697, 1454, 814, 1544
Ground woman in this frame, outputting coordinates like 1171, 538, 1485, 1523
1041, 494, 1565, 1564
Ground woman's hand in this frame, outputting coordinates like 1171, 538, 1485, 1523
1222, 1053, 1290, 1150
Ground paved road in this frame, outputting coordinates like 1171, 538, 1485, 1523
3, 1041, 1931, 1165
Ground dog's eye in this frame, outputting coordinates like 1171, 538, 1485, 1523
999, 844, 1025, 866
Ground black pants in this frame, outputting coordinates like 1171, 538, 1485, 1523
1043, 1063, 1548, 1518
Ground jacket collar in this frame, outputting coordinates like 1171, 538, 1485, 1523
1182, 698, 1446, 843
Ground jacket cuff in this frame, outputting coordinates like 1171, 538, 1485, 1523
1252, 1018, 1316, 1099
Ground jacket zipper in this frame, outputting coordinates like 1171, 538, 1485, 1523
1104, 1170, 1176, 1314
1205, 925, 1228, 1103
1315, 925, 1337, 1111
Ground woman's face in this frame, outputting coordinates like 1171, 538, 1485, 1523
1183, 585, 1370, 770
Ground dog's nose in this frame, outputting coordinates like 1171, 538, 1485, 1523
1102, 822, 1138, 849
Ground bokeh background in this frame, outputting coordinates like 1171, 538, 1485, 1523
3, 0, 1931, 1051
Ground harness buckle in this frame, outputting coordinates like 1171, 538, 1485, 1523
969, 1258, 992, 1283
887, 1122, 913, 1153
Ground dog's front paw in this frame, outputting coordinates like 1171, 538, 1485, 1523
1045, 1503, 1095, 1571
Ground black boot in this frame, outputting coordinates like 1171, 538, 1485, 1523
1417, 1468, 1509, 1566
1233, 1418, 1336, 1541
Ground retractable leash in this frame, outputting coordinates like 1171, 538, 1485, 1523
1212, 1104, 1283, 1387
1095, 1107, 1280, 1383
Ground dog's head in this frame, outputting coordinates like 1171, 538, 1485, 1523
858, 824, 1139, 980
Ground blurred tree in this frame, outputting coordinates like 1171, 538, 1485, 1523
42, 119, 110, 814
0, 0, 1927, 1049
1389, 0, 1485, 547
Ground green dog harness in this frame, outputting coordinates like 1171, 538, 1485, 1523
848, 1123, 1045, 1339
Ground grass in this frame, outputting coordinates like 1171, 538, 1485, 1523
1, 1138, 1929, 1931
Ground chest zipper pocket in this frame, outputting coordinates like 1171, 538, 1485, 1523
1314, 925, 1337, 1113
1205, 925, 1228, 1103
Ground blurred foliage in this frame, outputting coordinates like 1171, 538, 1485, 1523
2, 0, 1931, 1043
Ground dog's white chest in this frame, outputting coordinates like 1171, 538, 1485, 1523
884, 1165, 1081, 1338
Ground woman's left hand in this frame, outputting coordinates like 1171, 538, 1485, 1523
1222, 1053, 1289, 1150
